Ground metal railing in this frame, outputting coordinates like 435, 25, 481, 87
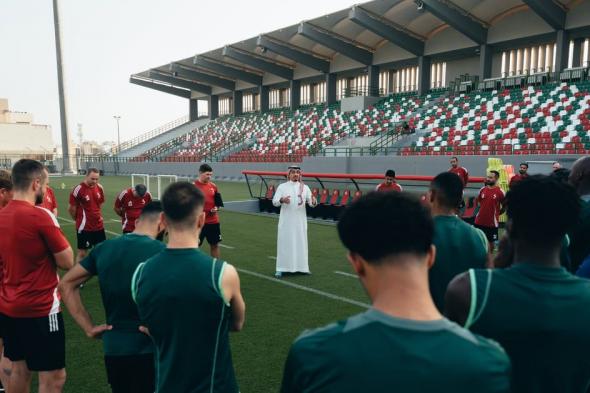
342, 87, 384, 98
114, 115, 191, 153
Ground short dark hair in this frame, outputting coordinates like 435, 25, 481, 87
161, 182, 204, 229
87, 168, 100, 175
430, 172, 463, 209
451, 156, 458, 161
520, 163, 529, 168
337, 192, 433, 263
139, 201, 162, 219
134, 184, 147, 197
0, 170, 12, 191
551, 168, 571, 184
11, 159, 45, 191
385, 169, 395, 178
199, 164, 213, 173
506, 175, 580, 245
490, 170, 500, 179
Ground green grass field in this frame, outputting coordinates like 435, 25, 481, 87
49, 175, 367, 392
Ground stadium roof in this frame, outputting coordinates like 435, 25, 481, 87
131, 0, 588, 99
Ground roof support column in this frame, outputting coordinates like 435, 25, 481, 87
326, 73, 337, 107
209, 95, 219, 121
259, 85, 269, 113
189, 98, 199, 121
368, 65, 379, 96
290, 80, 300, 111
233, 91, 243, 116
418, 56, 431, 96
479, 44, 493, 80
554, 29, 569, 73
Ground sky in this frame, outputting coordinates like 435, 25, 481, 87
1, 0, 355, 147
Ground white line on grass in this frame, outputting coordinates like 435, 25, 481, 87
237, 268, 369, 309
268, 256, 277, 260
57, 217, 120, 237
334, 271, 357, 279
219, 244, 235, 249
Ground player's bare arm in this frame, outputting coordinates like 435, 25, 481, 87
444, 272, 471, 327
54, 246, 75, 270
68, 203, 77, 220
59, 264, 112, 338
221, 264, 245, 332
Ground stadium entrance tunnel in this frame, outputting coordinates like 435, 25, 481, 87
242, 170, 486, 221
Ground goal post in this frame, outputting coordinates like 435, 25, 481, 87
156, 175, 178, 200
131, 174, 150, 193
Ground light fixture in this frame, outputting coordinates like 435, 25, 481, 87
414, 0, 424, 10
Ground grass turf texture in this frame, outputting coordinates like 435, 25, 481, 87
47, 175, 367, 392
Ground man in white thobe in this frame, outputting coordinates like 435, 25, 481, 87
272, 166, 317, 278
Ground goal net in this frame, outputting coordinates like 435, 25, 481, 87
156, 175, 180, 200
131, 174, 150, 194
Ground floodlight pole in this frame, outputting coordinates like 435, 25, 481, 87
52, 0, 73, 173
113, 115, 121, 153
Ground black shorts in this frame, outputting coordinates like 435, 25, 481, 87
77, 230, 106, 250
105, 354, 155, 393
0, 313, 7, 339
199, 223, 222, 246
475, 224, 499, 243
4, 313, 65, 371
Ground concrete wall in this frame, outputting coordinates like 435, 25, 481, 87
340, 96, 380, 112
85, 155, 582, 180
0, 123, 54, 153
446, 56, 479, 81
373, 42, 414, 65
567, 0, 590, 29
330, 54, 364, 73
488, 9, 553, 44
426, 27, 477, 55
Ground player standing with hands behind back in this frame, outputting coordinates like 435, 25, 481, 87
194, 164, 224, 258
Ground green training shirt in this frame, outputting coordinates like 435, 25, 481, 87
80, 233, 165, 356
430, 215, 488, 311
281, 308, 510, 393
466, 263, 590, 393
131, 248, 238, 393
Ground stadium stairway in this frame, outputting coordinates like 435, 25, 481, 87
119, 118, 209, 158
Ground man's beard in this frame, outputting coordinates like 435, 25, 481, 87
519, 170, 527, 175
35, 190, 44, 205
485, 181, 496, 186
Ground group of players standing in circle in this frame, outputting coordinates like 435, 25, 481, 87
0, 156, 590, 392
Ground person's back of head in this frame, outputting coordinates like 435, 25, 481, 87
506, 175, 579, 248
134, 184, 148, 197
12, 159, 47, 205
161, 182, 205, 232
429, 172, 463, 212
135, 201, 164, 239
569, 156, 590, 196
337, 192, 433, 265
0, 169, 13, 208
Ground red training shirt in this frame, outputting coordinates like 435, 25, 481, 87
114, 188, 152, 232
375, 182, 403, 192
69, 182, 105, 232
475, 186, 505, 228
509, 174, 528, 189
194, 180, 219, 225
449, 166, 469, 187
0, 200, 70, 318
37, 186, 58, 213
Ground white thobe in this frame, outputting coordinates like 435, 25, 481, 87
272, 181, 315, 273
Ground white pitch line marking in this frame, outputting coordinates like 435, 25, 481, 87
219, 244, 235, 249
111, 219, 120, 222
237, 267, 369, 309
268, 256, 277, 260
334, 271, 357, 279
57, 217, 120, 237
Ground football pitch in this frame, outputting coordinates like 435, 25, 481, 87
49, 175, 367, 392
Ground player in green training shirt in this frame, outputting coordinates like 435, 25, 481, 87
131, 181, 245, 393
446, 175, 590, 393
60, 202, 165, 393
281, 192, 510, 393
569, 156, 590, 271
427, 172, 489, 311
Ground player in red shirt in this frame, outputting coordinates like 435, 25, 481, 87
194, 164, 223, 258
474, 170, 505, 252
37, 170, 58, 216
509, 162, 529, 189
0, 170, 12, 210
375, 169, 403, 192
68, 168, 105, 264
0, 159, 73, 393
448, 157, 469, 187
114, 184, 152, 233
